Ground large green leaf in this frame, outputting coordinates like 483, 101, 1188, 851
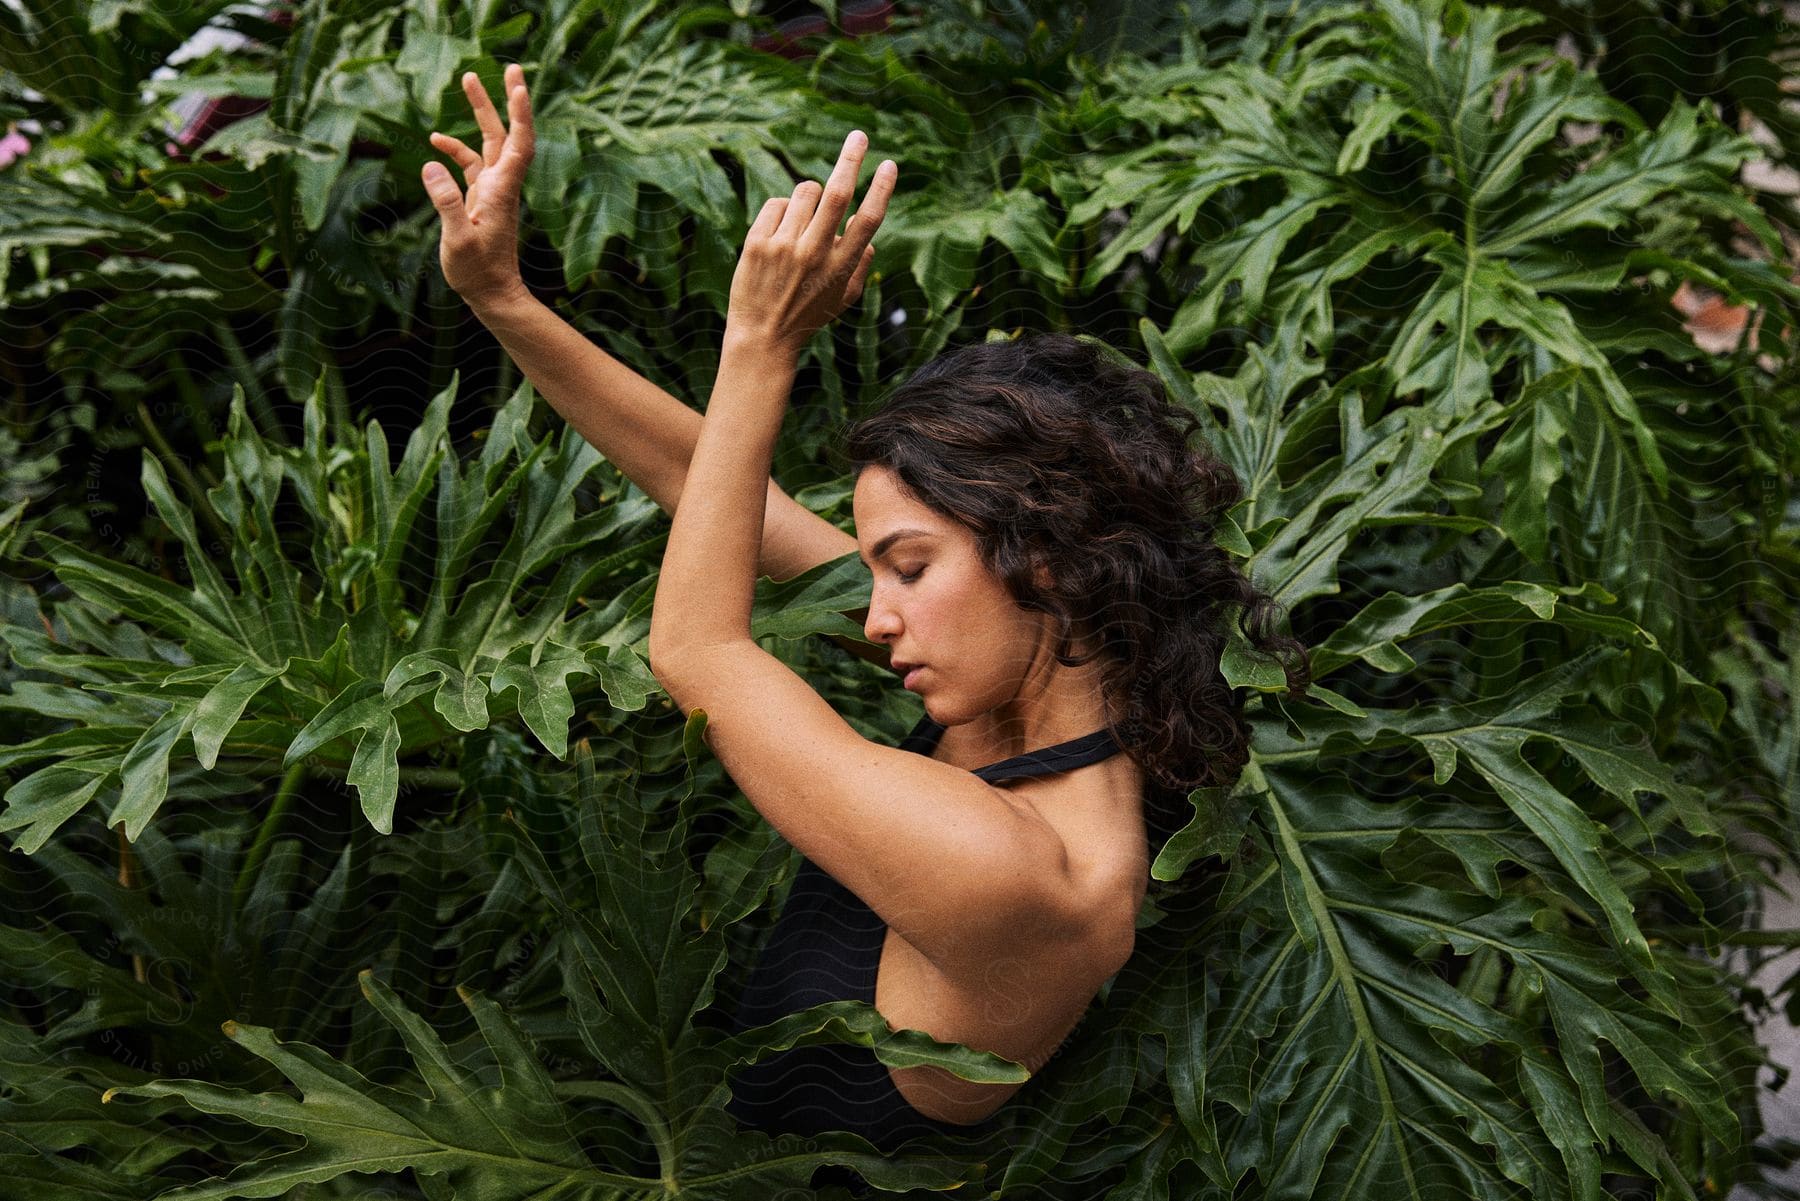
2, 378, 690, 844
1205, 764, 1733, 1199
105, 973, 638, 1200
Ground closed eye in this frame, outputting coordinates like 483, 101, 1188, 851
897, 566, 925, 584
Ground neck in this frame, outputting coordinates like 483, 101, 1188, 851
968, 625, 1114, 760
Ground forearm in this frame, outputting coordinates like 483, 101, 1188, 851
469, 289, 801, 573
472, 288, 723, 512
649, 331, 798, 665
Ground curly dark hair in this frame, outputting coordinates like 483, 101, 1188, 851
841, 331, 1310, 852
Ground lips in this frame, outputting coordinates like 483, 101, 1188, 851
891, 659, 926, 690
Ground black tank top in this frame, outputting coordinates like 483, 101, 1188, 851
724, 709, 1125, 1156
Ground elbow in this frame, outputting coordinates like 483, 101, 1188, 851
647, 638, 715, 712
647, 634, 687, 691
647, 636, 744, 708
646, 607, 693, 682
648, 650, 695, 719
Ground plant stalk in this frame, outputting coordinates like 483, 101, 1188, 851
233, 760, 307, 913
115, 824, 148, 985
133, 400, 233, 548
164, 348, 223, 482
213, 317, 287, 444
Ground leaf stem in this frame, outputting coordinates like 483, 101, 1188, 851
234, 760, 307, 912
164, 349, 222, 483
133, 400, 233, 549
398, 764, 465, 791
552, 1080, 675, 1180
1721, 928, 1800, 948
324, 360, 353, 442
429, 268, 457, 399
287, 760, 464, 794
116, 823, 149, 985
213, 317, 287, 445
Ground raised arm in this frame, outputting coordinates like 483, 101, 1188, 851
465, 287, 853, 585
421, 65, 887, 666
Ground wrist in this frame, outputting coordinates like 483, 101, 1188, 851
467, 280, 538, 325
722, 322, 803, 365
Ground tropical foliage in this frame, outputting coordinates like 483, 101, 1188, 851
3, 0, 1798, 1198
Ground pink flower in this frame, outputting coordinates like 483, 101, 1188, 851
0, 127, 29, 169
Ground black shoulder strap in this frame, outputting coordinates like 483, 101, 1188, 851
974, 728, 1121, 782
896, 712, 1121, 782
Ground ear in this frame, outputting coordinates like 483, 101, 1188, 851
1030, 556, 1055, 592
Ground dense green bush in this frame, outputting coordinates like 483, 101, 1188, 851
3, 1, 1798, 1197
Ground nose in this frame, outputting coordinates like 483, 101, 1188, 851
863, 586, 901, 645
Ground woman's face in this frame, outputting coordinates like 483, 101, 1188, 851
853, 465, 1057, 726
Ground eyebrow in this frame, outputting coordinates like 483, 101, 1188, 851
858, 528, 934, 567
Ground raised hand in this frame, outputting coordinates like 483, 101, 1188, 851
726, 130, 898, 356
421, 63, 537, 308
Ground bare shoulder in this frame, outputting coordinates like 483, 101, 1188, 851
995, 753, 1149, 966
876, 759, 1147, 1122
929, 721, 1148, 932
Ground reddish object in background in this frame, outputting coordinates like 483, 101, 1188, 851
162, 3, 293, 161
164, 93, 271, 161
752, 0, 892, 60
1671, 280, 1754, 355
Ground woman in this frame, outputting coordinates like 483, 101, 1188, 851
422, 66, 1308, 1159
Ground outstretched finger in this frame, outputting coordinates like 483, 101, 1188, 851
801, 129, 867, 253
428, 131, 484, 187
838, 158, 897, 269
501, 65, 535, 170
421, 162, 470, 236
463, 71, 508, 164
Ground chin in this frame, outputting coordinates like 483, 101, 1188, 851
922, 697, 974, 729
